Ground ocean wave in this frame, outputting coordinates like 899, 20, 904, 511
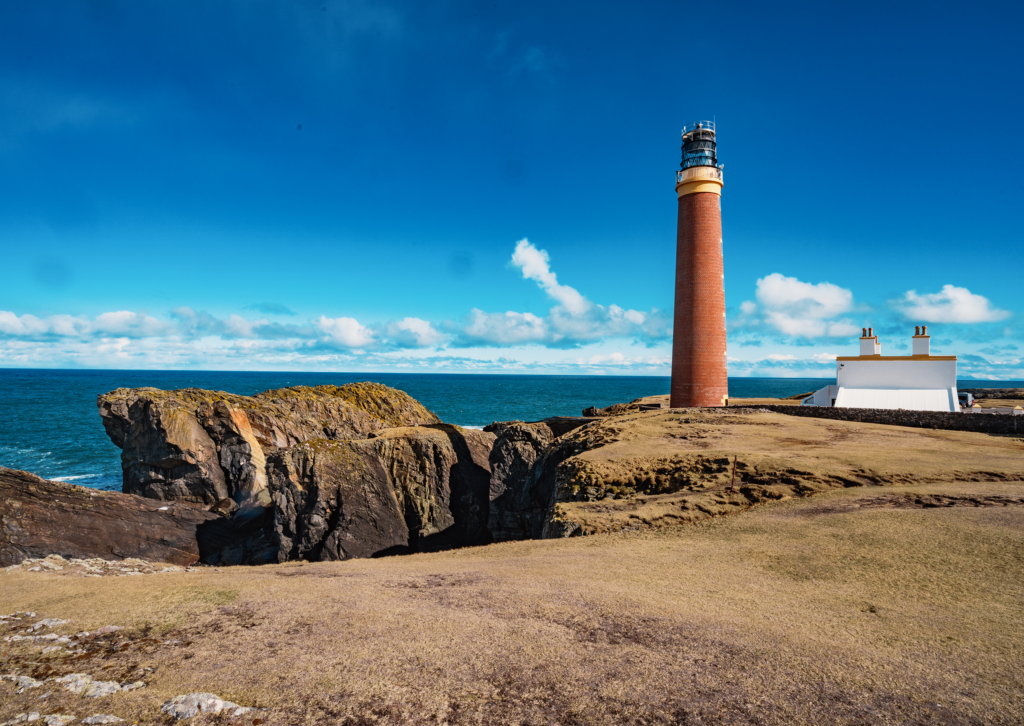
51, 474, 99, 481
0, 446, 53, 456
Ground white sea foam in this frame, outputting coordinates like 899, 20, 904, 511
458, 425, 485, 430
52, 474, 99, 481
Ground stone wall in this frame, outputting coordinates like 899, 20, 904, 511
752, 405, 1024, 436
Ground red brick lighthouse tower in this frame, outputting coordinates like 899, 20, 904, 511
670, 121, 728, 408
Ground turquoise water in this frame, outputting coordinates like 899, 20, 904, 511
0, 369, 1019, 491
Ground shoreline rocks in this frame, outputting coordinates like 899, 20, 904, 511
90, 383, 514, 565
20, 382, 877, 567
0, 467, 219, 567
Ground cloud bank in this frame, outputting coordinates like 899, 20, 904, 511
0, 241, 1018, 377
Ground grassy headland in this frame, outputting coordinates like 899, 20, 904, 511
2, 409, 1023, 724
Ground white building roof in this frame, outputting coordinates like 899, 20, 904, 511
833, 387, 958, 412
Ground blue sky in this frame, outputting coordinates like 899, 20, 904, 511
0, 0, 1021, 378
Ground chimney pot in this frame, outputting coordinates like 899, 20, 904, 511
915, 326, 920, 335
862, 327, 867, 337
912, 326, 931, 356
868, 327, 873, 337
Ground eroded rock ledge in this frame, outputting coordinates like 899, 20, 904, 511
0, 468, 217, 567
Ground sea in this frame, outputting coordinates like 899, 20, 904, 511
1, 369, 1020, 492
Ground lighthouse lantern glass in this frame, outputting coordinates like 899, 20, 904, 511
680, 120, 718, 170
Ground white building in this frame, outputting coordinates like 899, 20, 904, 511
803, 326, 961, 412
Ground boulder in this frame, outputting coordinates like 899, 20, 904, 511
161, 693, 253, 719
0, 467, 219, 567
98, 383, 440, 504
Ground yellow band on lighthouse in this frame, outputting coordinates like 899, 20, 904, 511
675, 167, 724, 198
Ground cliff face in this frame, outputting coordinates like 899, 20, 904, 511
91, 382, 511, 565
98, 383, 440, 504
485, 417, 596, 541
0, 467, 219, 566
200, 425, 496, 565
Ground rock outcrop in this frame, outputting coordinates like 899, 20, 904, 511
0, 467, 218, 566
197, 425, 496, 566
98, 383, 440, 504
485, 417, 596, 541
89, 383, 512, 565
960, 388, 1024, 401
582, 395, 667, 417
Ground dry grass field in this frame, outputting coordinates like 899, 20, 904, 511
3, 478, 1024, 724
3, 411, 1024, 725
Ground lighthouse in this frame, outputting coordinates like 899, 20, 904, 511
670, 121, 728, 408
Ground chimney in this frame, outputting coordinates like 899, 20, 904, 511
912, 325, 930, 356
860, 327, 880, 356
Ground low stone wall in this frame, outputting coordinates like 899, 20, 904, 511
754, 405, 1024, 436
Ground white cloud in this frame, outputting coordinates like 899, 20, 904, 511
511, 239, 589, 315
459, 239, 661, 347
579, 352, 670, 367
93, 311, 172, 337
766, 354, 795, 361
0, 310, 171, 338
461, 309, 547, 345
0, 239, 667, 355
316, 316, 375, 348
95, 337, 132, 359
753, 273, 858, 338
757, 273, 852, 318
897, 285, 1011, 324
0, 311, 48, 336
812, 352, 838, 361
739, 301, 757, 314
6, 241, 847, 368
387, 317, 445, 348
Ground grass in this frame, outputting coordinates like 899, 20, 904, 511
3, 477, 1023, 724
547, 409, 1024, 537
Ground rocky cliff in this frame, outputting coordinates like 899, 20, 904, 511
98, 383, 440, 504
256, 425, 495, 564
190, 425, 496, 566
91, 383, 505, 565
485, 417, 596, 541
0, 467, 219, 566
14, 386, 1022, 568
